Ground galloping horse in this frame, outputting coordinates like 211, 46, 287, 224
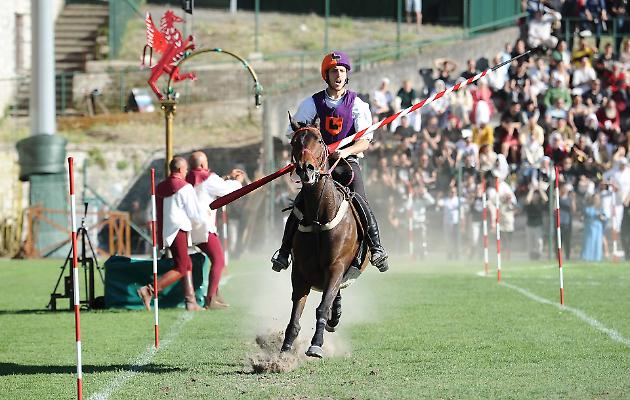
281, 118, 369, 358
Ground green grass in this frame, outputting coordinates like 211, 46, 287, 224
0, 257, 628, 399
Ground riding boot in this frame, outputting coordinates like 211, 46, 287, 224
271, 211, 300, 272
352, 194, 389, 272
183, 271, 203, 311
137, 269, 182, 311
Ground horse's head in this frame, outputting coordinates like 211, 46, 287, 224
289, 113, 328, 185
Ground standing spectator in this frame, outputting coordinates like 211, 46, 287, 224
609, 0, 627, 55
524, 181, 548, 259
468, 183, 485, 257
406, 0, 422, 30
581, 193, 607, 261
621, 189, 630, 260
438, 185, 462, 259
527, 6, 562, 50
580, 0, 608, 49
499, 192, 516, 260
410, 183, 435, 258
558, 182, 577, 260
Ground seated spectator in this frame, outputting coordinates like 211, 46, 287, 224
619, 38, 630, 69
429, 79, 451, 127
568, 91, 592, 132
593, 132, 614, 171
572, 56, 598, 95
547, 132, 570, 164
495, 116, 521, 164
596, 100, 622, 140
583, 79, 607, 110
443, 115, 463, 144
417, 153, 437, 189
460, 59, 479, 80
550, 61, 571, 89
551, 40, 571, 69
394, 116, 416, 141
456, 129, 479, 168
552, 118, 576, 147
572, 134, 595, 166
521, 123, 545, 169
527, 6, 561, 50
479, 144, 498, 174
528, 57, 550, 101
422, 115, 442, 152
594, 43, 615, 77
471, 79, 495, 123
433, 58, 457, 86
544, 78, 572, 110
571, 34, 597, 66
488, 53, 510, 92
508, 61, 532, 103
473, 120, 494, 147
372, 78, 393, 120
520, 99, 541, 124
450, 78, 473, 126
512, 38, 531, 65
393, 79, 421, 131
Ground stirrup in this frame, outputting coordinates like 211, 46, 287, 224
271, 250, 291, 272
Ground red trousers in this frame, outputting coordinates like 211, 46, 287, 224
169, 230, 192, 275
196, 233, 225, 298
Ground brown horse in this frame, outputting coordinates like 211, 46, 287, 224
280, 119, 368, 358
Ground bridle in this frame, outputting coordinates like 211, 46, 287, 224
292, 127, 331, 183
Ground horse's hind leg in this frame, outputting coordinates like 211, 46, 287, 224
325, 291, 342, 332
281, 278, 309, 352
306, 268, 343, 358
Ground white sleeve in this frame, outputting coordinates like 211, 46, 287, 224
180, 185, 203, 224
203, 173, 242, 198
286, 96, 317, 138
352, 97, 374, 142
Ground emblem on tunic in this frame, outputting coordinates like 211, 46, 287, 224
325, 116, 343, 135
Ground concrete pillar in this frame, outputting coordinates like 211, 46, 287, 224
30, 0, 56, 136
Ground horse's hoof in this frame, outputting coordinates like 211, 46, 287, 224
305, 345, 324, 358
280, 344, 292, 352
325, 321, 339, 332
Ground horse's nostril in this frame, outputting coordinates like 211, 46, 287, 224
306, 164, 315, 171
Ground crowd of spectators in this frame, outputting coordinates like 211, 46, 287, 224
359, 0, 630, 261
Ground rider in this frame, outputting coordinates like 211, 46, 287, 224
271, 51, 389, 273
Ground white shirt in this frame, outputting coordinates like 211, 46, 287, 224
191, 173, 242, 243
612, 167, 630, 206
162, 184, 204, 247
286, 91, 373, 142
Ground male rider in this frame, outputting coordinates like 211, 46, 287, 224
271, 51, 389, 273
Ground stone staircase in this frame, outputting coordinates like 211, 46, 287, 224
9, 2, 109, 117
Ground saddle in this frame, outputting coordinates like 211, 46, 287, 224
288, 179, 368, 289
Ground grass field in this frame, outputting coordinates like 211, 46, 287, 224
0, 256, 628, 399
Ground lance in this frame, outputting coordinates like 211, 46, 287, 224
211, 50, 531, 210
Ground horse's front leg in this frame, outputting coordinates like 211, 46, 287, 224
281, 275, 310, 352
325, 290, 342, 332
306, 264, 343, 358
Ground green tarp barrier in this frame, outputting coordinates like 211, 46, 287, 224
104, 253, 209, 309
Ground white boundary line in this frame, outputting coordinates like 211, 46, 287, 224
500, 281, 630, 346
88, 312, 195, 400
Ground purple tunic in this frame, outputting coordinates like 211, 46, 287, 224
312, 90, 357, 146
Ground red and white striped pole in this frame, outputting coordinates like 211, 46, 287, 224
495, 177, 501, 283
554, 166, 565, 305
221, 206, 229, 266
407, 184, 414, 257
482, 178, 489, 276
150, 168, 160, 347
68, 157, 83, 400
611, 190, 619, 263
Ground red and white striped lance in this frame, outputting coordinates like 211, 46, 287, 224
222, 206, 229, 266
150, 168, 160, 348
482, 178, 489, 276
554, 166, 565, 305
328, 50, 531, 153
495, 177, 502, 283
210, 50, 532, 210
68, 157, 83, 400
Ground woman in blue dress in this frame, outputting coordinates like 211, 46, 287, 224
581, 193, 607, 262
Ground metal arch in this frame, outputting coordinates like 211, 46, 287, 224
166, 48, 263, 107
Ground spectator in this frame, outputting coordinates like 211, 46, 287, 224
429, 79, 451, 127
473, 119, 494, 147
406, 0, 422, 30
551, 40, 571, 69
571, 34, 597, 65
372, 78, 393, 120
524, 181, 548, 259
558, 182, 577, 260
393, 79, 421, 131
422, 115, 442, 152
619, 38, 630, 68
527, 6, 562, 50
581, 193, 607, 261
544, 78, 572, 110
499, 192, 516, 260
580, 0, 608, 49
461, 59, 479, 80
434, 58, 457, 85
572, 56, 598, 95
437, 185, 463, 259
610, 0, 627, 55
